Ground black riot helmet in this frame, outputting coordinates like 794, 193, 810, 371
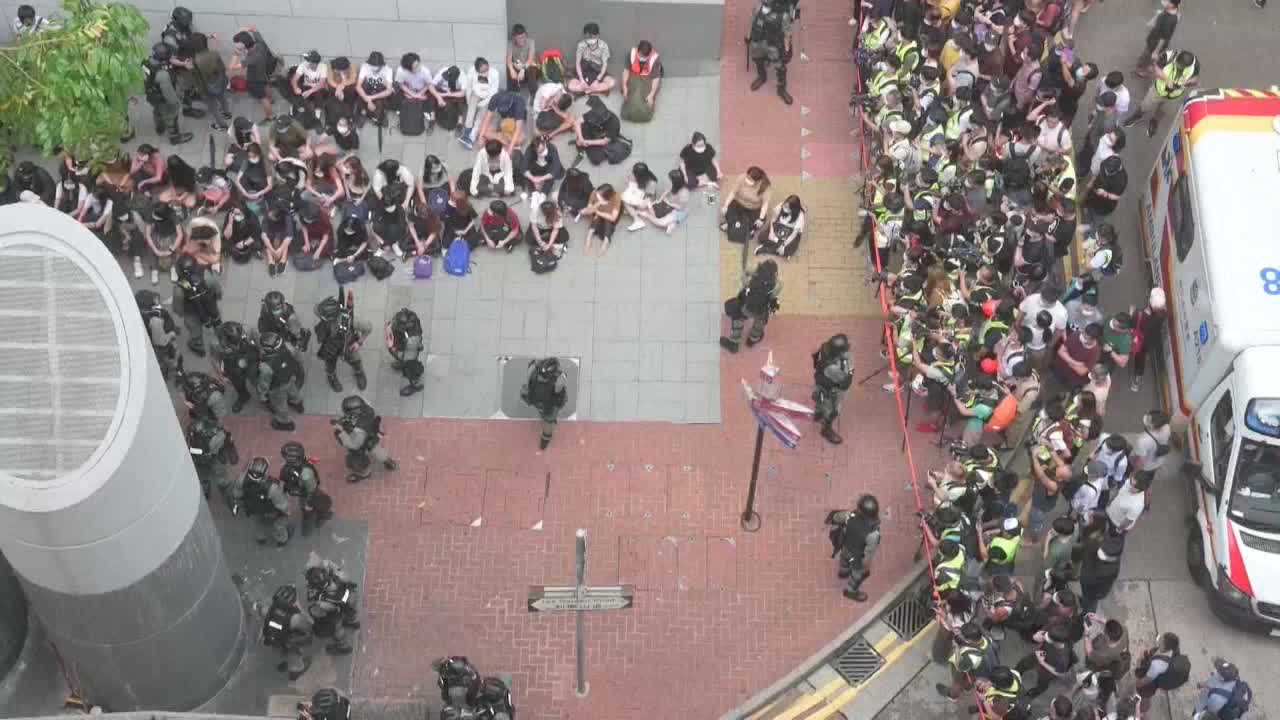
272, 583, 297, 608
341, 395, 368, 415
826, 333, 850, 356
175, 254, 199, 281
171, 6, 193, 29
857, 494, 880, 519
135, 289, 162, 312
258, 331, 284, 354
310, 689, 347, 720
152, 42, 173, 64
182, 371, 213, 403
218, 321, 248, 349
934, 503, 961, 527
281, 441, 306, 466
263, 290, 287, 317
317, 296, 342, 321
391, 308, 422, 336
246, 456, 269, 481
304, 566, 329, 588
537, 357, 561, 379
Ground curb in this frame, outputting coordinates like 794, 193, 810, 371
719, 562, 929, 720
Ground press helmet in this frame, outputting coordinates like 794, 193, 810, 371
272, 584, 298, 608
281, 441, 306, 465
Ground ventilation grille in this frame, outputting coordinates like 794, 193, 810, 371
1239, 531, 1280, 556
832, 637, 884, 685
882, 592, 935, 639
0, 245, 121, 480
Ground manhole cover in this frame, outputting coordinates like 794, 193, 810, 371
832, 638, 883, 685
882, 593, 934, 639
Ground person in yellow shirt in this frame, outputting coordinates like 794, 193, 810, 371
932, 0, 961, 24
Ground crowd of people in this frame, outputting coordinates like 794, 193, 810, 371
827, 0, 1251, 717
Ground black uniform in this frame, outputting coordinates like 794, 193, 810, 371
315, 295, 370, 393
216, 322, 259, 413
720, 260, 780, 352
521, 358, 568, 450
747, 0, 794, 105
812, 334, 854, 445
259, 291, 312, 353
387, 308, 425, 397
834, 496, 881, 602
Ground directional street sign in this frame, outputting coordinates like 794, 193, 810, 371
528, 585, 635, 613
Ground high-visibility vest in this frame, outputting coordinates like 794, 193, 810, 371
1155, 58, 1197, 99
869, 69, 899, 98
987, 533, 1021, 568
945, 108, 969, 141
629, 48, 659, 77
915, 125, 944, 154
1053, 155, 1077, 197
863, 19, 893, 53
895, 41, 920, 78
950, 636, 990, 672
934, 548, 966, 592
984, 670, 1023, 702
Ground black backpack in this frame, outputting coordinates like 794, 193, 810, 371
1152, 653, 1191, 690
262, 604, 295, 648
143, 62, 166, 104
242, 474, 274, 516
1003, 144, 1034, 191
144, 307, 177, 335
1213, 680, 1253, 720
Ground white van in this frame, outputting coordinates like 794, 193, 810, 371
1141, 88, 1280, 632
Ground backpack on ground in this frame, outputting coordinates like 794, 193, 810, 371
1152, 653, 1191, 691
367, 255, 395, 280
1212, 680, 1253, 720
540, 49, 565, 85
399, 96, 426, 136
444, 238, 471, 276
414, 255, 433, 279
604, 135, 633, 164
530, 249, 559, 274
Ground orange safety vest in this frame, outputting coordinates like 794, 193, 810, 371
630, 48, 659, 77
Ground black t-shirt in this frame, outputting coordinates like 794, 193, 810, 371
1147, 11, 1178, 46
680, 144, 716, 177
335, 224, 367, 257
1090, 170, 1128, 214
227, 213, 261, 243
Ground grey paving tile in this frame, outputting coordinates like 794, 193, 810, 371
420, 353, 500, 418
450, 317, 501, 357
686, 340, 721, 384
614, 381, 640, 418
683, 381, 719, 424
686, 301, 721, 343
546, 260, 598, 302
639, 301, 687, 343
372, 364, 427, 417
641, 233, 688, 269
427, 316, 456, 355
593, 340, 640, 382
498, 337, 549, 357
636, 381, 683, 421
593, 302, 641, 341
641, 264, 687, 301
662, 342, 687, 382
502, 274, 552, 302
685, 262, 722, 304
638, 341, 664, 382
594, 265, 642, 303
456, 258, 507, 302
432, 278, 460, 319
457, 298, 501, 322
588, 380, 615, 421
500, 300, 549, 340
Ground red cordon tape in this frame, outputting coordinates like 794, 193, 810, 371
849, 25, 992, 719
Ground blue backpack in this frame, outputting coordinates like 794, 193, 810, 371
443, 238, 470, 277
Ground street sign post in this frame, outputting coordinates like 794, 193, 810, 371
739, 352, 812, 532
527, 529, 632, 697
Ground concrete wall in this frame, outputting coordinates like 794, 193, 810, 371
0, 207, 244, 711
0, 0, 508, 79
505, 0, 723, 76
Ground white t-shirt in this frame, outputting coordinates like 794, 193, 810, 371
1131, 425, 1171, 471
1091, 133, 1120, 176
432, 66, 469, 95
1090, 435, 1130, 491
394, 65, 432, 94
467, 66, 500, 101
1106, 485, 1146, 531
298, 62, 329, 87
1036, 120, 1072, 157
1019, 295, 1068, 350
1110, 84, 1131, 117
532, 83, 564, 114
357, 64, 394, 91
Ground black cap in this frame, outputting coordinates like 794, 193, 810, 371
304, 50, 321, 63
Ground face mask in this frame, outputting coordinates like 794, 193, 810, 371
693, 143, 707, 153
249, 156, 261, 164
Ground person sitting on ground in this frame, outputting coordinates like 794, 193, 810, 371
369, 183, 410, 258
143, 203, 185, 284
291, 50, 329, 109
621, 40, 664, 123
557, 167, 594, 221
416, 155, 455, 212
522, 135, 565, 194
131, 144, 167, 195
373, 159, 414, 208
54, 171, 88, 217
395, 52, 433, 116
479, 199, 521, 253
444, 190, 482, 249
621, 162, 661, 231
461, 140, 517, 198
305, 153, 345, 210
756, 194, 806, 257
356, 51, 394, 126
680, 131, 722, 191
325, 56, 359, 123
269, 114, 308, 161
569, 23, 615, 96
184, 215, 223, 273
12, 4, 49, 37
582, 183, 622, 258
428, 64, 468, 133
407, 196, 444, 257
338, 156, 371, 221
533, 84, 575, 140
506, 24, 539, 97
296, 202, 332, 268
333, 212, 369, 266
233, 143, 273, 218
527, 200, 570, 257
261, 200, 295, 276
574, 96, 621, 166
470, 89, 527, 153
223, 204, 262, 263
719, 166, 772, 241
461, 57, 501, 148
631, 169, 690, 234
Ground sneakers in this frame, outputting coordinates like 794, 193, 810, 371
268, 262, 277, 277
458, 131, 475, 150
150, 268, 159, 285
882, 382, 896, 393
1130, 376, 1141, 392
719, 337, 740, 353
169, 266, 178, 283
133, 257, 144, 279
843, 589, 868, 602
627, 219, 646, 231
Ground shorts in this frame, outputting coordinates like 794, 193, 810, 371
591, 218, 617, 241
247, 81, 269, 100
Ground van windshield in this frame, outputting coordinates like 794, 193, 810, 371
1229, 440, 1280, 534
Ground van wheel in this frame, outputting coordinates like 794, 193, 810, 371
1187, 527, 1210, 586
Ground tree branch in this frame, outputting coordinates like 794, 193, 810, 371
0, 51, 46, 92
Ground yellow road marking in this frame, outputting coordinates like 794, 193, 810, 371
773, 677, 850, 720
809, 627, 936, 719
747, 697, 783, 720
872, 629, 901, 656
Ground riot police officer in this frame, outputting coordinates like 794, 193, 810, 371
257, 332, 305, 431
332, 395, 398, 483
143, 43, 194, 145
180, 370, 229, 423
748, 0, 794, 105
432, 656, 482, 706
234, 456, 292, 546
719, 259, 781, 353
159, 6, 202, 118
216, 321, 260, 413
473, 677, 516, 720
304, 558, 360, 655
186, 415, 233, 500
173, 254, 221, 357
263, 584, 313, 681
315, 293, 371, 393
300, 688, 351, 720
812, 334, 854, 445
281, 441, 333, 536
386, 308, 425, 397
832, 494, 881, 602
136, 289, 179, 380
521, 357, 568, 450
260, 290, 312, 355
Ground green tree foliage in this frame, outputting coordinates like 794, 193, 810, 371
0, 0, 149, 174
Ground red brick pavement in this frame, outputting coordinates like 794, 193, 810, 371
222, 317, 940, 719
719, 0, 860, 180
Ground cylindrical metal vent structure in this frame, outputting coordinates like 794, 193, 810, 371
0, 206, 244, 710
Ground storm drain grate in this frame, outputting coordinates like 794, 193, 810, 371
832, 637, 884, 685
882, 592, 934, 639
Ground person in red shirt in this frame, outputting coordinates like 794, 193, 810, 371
479, 199, 521, 252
